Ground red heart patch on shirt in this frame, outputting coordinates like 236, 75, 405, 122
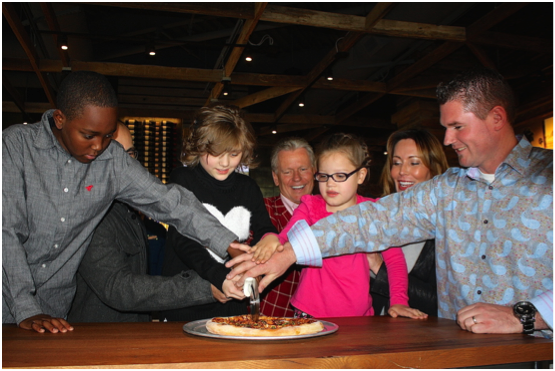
86, 185, 93, 191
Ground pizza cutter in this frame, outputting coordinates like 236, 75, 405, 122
243, 277, 260, 322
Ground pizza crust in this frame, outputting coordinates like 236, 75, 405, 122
206, 317, 324, 337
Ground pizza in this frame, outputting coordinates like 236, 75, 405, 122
206, 314, 324, 337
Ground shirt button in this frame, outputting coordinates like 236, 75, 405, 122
477, 290, 482, 295
67, 159, 72, 164
42, 264, 46, 268
481, 255, 486, 260
54, 244, 59, 249
63, 188, 69, 193
488, 185, 493, 190
60, 217, 66, 222
483, 220, 489, 224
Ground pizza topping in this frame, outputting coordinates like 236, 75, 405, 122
211, 314, 318, 330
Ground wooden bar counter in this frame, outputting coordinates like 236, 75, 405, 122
3, 316, 552, 369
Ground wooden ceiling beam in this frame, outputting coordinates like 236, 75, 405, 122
262, 5, 465, 41
64, 61, 222, 82
232, 86, 301, 109
84, 2, 255, 20
365, 3, 394, 30
206, 2, 268, 105
4, 58, 388, 94
86, 3, 466, 42
2, 3, 56, 107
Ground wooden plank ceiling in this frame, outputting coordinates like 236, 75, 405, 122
2, 2, 553, 153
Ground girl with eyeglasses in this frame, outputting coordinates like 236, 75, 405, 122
250, 133, 427, 319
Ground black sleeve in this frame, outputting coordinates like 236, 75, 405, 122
76, 207, 215, 312
167, 226, 231, 292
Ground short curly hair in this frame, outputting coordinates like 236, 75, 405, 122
182, 105, 258, 169
56, 71, 118, 122
436, 68, 516, 124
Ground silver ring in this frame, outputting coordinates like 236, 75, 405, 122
472, 316, 478, 324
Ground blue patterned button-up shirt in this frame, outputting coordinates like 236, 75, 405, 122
288, 137, 553, 323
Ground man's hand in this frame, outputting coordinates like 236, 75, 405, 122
456, 302, 547, 334
225, 242, 297, 292
19, 314, 74, 334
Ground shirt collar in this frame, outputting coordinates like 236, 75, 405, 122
467, 135, 531, 180
280, 194, 299, 215
34, 109, 60, 150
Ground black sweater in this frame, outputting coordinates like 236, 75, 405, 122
161, 165, 277, 321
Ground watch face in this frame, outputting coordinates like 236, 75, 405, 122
514, 301, 535, 316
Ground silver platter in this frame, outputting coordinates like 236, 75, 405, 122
183, 319, 338, 341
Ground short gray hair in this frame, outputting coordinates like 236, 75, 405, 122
270, 137, 315, 172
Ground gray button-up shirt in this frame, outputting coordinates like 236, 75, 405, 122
2, 110, 237, 325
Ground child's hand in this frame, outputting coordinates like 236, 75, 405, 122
249, 234, 282, 264
19, 314, 74, 333
388, 304, 428, 319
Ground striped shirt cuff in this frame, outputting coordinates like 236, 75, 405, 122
531, 290, 553, 330
287, 219, 323, 267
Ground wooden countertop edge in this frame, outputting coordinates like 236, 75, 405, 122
4, 343, 553, 369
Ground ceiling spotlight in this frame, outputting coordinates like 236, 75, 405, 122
57, 34, 68, 50
221, 77, 231, 97
271, 125, 277, 134
222, 83, 230, 96
298, 96, 305, 107
326, 68, 334, 81
146, 43, 156, 56
245, 55, 253, 62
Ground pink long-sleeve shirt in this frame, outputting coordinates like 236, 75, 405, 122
279, 194, 409, 318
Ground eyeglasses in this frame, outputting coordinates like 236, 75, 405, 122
314, 167, 363, 183
126, 148, 139, 159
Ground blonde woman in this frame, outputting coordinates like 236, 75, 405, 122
370, 128, 449, 316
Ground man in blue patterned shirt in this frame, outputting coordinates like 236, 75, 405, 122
228, 69, 553, 335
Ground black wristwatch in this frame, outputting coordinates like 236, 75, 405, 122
513, 301, 537, 334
